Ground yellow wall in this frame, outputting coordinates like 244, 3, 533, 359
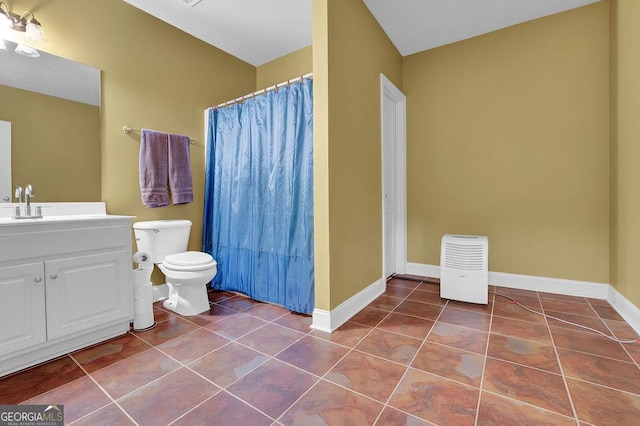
19, 0, 256, 258
404, 2, 610, 283
610, 0, 640, 305
1, 85, 100, 201
320, 0, 403, 309
256, 46, 312, 89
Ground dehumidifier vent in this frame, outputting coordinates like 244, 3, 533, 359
440, 235, 488, 304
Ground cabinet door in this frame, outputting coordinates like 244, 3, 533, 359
0, 263, 46, 355
45, 250, 132, 340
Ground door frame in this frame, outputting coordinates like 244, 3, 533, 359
380, 74, 407, 277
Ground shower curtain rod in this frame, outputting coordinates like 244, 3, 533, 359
212, 72, 313, 110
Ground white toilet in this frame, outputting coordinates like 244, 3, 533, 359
133, 220, 217, 316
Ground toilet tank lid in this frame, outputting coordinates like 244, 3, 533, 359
133, 219, 192, 229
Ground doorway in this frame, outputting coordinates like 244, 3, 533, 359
380, 74, 406, 279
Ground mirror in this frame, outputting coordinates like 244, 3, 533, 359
0, 42, 101, 203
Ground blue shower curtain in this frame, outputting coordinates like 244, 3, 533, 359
203, 79, 314, 313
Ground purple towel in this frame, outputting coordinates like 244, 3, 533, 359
168, 134, 193, 205
139, 129, 169, 208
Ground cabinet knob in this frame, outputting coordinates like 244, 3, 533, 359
50, 274, 58, 280
34, 276, 42, 283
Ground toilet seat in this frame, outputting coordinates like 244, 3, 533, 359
163, 251, 217, 272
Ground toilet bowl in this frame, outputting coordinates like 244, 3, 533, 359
133, 220, 217, 316
159, 251, 217, 315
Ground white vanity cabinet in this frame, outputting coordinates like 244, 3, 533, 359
0, 214, 134, 377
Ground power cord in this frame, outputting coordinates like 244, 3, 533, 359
492, 292, 638, 345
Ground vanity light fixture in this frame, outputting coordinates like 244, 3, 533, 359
0, 1, 48, 58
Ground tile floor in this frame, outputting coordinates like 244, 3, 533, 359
2, 275, 640, 425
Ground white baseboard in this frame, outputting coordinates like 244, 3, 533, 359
406, 262, 640, 334
311, 277, 386, 333
152, 283, 169, 302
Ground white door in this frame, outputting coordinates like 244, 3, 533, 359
380, 75, 407, 279
0, 120, 11, 203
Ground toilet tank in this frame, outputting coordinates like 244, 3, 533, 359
133, 220, 192, 263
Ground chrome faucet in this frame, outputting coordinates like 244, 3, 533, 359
25, 184, 34, 216
14, 185, 23, 204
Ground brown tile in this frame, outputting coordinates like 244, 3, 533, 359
477, 391, 576, 426
388, 276, 422, 288
591, 304, 625, 321
177, 303, 238, 326
369, 294, 403, 311
207, 290, 236, 303
406, 289, 447, 305
273, 312, 313, 333
71, 403, 135, 426
412, 343, 484, 387
157, 328, 230, 364
205, 313, 268, 339
567, 378, 640, 425
538, 292, 587, 303
493, 287, 538, 299
24, 376, 112, 423
394, 299, 443, 320
426, 321, 489, 355
188, 342, 268, 388
492, 301, 546, 324
493, 292, 542, 309
172, 391, 272, 426
325, 351, 406, 402
237, 323, 304, 355
72, 333, 152, 373
377, 312, 434, 340
491, 315, 551, 344
349, 307, 389, 327
439, 307, 491, 331
0, 356, 86, 404
544, 310, 609, 335
310, 321, 372, 347
388, 368, 478, 425
153, 306, 176, 323
603, 319, 639, 340
541, 299, 597, 318
487, 334, 560, 373
90, 348, 181, 399
375, 407, 430, 425
586, 297, 610, 307
280, 379, 382, 425
217, 295, 260, 312
446, 299, 493, 315
355, 329, 421, 366
483, 358, 573, 416
276, 336, 349, 376
227, 359, 317, 419
557, 348, 640, 395
550, 326, 633, 362
416, 281, 440, 293
134, 316, 200, 346
384, 284, 414, 299
118, 367, 220, 426
243, 302, 290, 321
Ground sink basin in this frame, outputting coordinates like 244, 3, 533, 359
0, 202, 132, 226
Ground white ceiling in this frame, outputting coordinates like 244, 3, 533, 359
123, 0, 600, 67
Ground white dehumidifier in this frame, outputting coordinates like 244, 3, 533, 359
440, 234, 489, 304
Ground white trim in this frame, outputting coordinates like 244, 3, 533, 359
407, 262, 640, 335
406, 262, 608, 299
152, 283, 169, 302
608, 286, 640, 335
380, 74, 407, 275
311, 278, 386, 333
